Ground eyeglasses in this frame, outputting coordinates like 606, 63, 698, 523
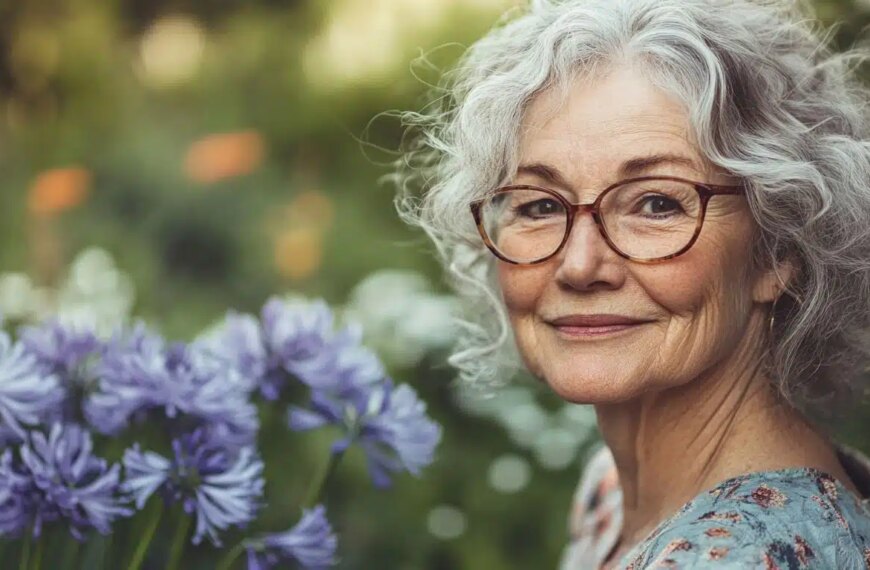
469, 176, 743, 265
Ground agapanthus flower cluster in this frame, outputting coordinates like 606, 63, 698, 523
123, 427, 264, 546
0, 423, 131, 540
289, 379, 441, 488
86, 323, 258, 446
198, 297, 384, 401
206, 296, 441, 488
0, 295, 441, 569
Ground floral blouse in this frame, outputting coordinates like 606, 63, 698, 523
559, 442, 870, 569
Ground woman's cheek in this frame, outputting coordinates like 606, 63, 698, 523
635, 249, 722, 314
497, 264, 548, 313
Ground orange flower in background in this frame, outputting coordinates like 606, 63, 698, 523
274, 227, 323, 281
285, 190, 335, 230
184, 130, 265, 184
269, 190, 335, 281
28, 167, 91, 215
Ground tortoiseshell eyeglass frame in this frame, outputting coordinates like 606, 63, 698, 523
469, 175, 745, 265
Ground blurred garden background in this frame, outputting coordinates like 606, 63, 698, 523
0, 0, 868, 568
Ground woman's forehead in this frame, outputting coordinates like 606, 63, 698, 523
516, 67, 708, 180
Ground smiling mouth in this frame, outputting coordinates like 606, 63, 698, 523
550, 322, 647, 338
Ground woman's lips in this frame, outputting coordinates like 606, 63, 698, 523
552, 323, 645, 337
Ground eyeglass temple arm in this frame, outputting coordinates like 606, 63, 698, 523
702, 182, 744, 195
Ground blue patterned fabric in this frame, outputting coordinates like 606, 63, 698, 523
617, 467, 870, 569
560, 444, 870, 569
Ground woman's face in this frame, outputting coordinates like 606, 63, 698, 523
499, 66, 786, 404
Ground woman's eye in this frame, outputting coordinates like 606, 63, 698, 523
517, 199, 563, 218
639, 195, 682, 216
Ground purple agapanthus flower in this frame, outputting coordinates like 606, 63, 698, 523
0, 447, 29, 535
196, 297, 384, 401
245, 505, 338, 570
0, 330, 63, 443
286, 323, 384, 399
20, 319, 102, 383
85, 323, 257, 445
194, 311, 265, 394
289, 380, 442, 488
19, 319, 104, 425
0, 423, 131, 540
122, 428, 264, 546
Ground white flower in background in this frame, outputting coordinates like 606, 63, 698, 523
426, 504, 467, 540
499, 402, 550, 448
533, 428, 585, 471
0, 274, 45, 321
344, 270, 458, 368
557, 402, 598, 433
453, 381, 599, 471
137, 16, 206, 89
0, 248, 134, 337
487, 453, 532, 494
53, 248, 135, 335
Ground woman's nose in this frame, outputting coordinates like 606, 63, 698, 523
553, 213, 624, 291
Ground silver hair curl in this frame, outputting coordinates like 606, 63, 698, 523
391, 0, 870, 419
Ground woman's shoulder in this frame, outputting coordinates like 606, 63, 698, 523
618, 467, 870, 569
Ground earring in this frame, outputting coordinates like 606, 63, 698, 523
768, 297, 778, 340
766, 295, 782, 366
768, 290, 796, 341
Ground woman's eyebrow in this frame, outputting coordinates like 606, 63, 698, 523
516, 153, 702, 188
515, 163, 572, 188
619, 153, 701, 177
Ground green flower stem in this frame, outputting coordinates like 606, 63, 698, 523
214, 542, 247, 570
18, 528, 32, 570
165, 510, 191, 570
57, 536, 79, 570
101, 532, 113, 568
126, 500, 163, 570
304, 450, 345, 509
29, 535, 43, 570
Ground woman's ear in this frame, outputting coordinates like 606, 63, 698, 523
752, 255, 800, 304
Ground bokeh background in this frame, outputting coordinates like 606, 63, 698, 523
0, 0, 868, 568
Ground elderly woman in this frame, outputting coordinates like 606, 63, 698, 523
395, 0, 870, 567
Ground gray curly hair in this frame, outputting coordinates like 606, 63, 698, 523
392, 0, 870, 419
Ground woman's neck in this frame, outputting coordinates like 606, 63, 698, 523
594, 354, 854, 552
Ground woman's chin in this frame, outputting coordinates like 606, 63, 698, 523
542, 371, 645, 404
